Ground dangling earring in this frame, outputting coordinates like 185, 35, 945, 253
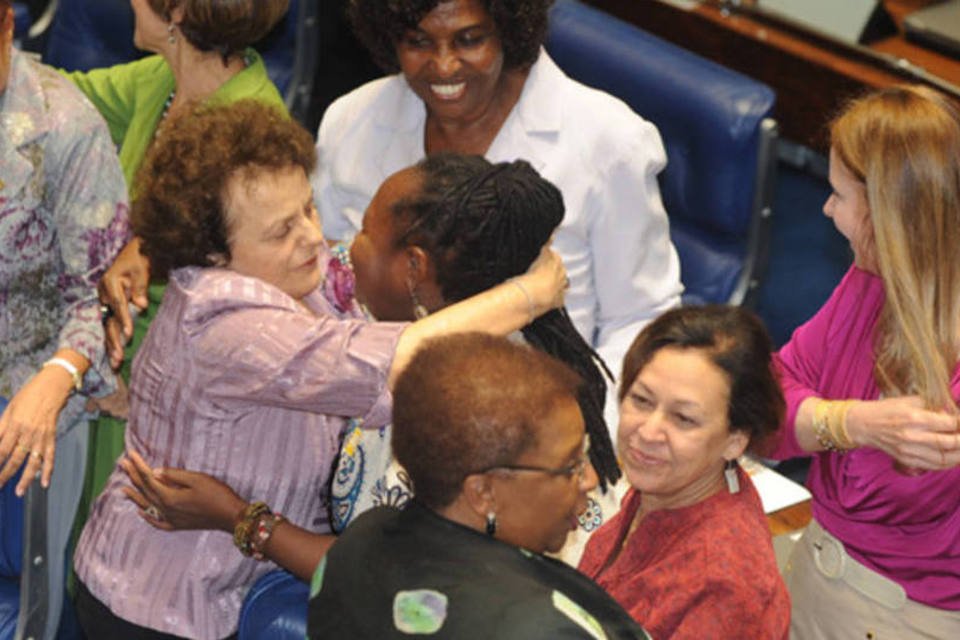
724, 459, 740, 494
408, 280, 428, 320
485, 512, 497, 536
167, 22, 177, 44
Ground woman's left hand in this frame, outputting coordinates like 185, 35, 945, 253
0, 367, 74, 495
121, 450, 247, 533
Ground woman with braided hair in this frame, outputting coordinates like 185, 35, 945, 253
341, 153, 620, 563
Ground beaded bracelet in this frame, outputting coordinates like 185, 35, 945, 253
233, 501, 270, 557
249, 512, 287, 561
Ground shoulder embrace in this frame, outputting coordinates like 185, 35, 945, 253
178, 268, 306, 327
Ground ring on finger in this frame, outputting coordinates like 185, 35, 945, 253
29, 450, 43, 463
15, 443, 29, 456
100, 304, 114, 325
145, 504, 163, 520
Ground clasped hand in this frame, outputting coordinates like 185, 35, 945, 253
846, 396, 960, 471
121, 450, 247, 533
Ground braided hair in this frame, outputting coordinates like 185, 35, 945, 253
392, 154, 621, 490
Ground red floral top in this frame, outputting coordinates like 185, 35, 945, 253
578, 467, 790, 639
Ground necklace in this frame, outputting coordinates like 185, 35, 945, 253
153, 90, 176, 140
161, 89, 176, 121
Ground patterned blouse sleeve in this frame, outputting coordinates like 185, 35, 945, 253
46, 90, 131, 395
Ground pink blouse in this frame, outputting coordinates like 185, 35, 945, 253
771, 265, 960, 609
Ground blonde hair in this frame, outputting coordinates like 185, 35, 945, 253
831, 85, 960, 410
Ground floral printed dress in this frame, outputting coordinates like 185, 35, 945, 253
0, 49, 129, 430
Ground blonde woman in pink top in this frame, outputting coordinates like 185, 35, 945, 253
770, 86, 960, 638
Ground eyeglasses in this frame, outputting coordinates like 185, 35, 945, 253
481, 437, 591, 481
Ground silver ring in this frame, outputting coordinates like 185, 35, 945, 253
145, 504, 162, 520
100, 304, 114, 323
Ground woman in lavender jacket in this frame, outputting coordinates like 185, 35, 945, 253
72, 100, 565, 640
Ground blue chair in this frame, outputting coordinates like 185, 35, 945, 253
0, 397, 84, 640
0, 396, 21, 639
39, 0, 320, 124
238, 570, 309, 640
42, 0, 139, 71
11, 3, 31, 41
546, 0, 778, 306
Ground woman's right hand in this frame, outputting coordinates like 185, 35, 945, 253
121, 450, 247, 533
846, 396, 960, 471
514, 246, 567, 317
98, 237, 151, 369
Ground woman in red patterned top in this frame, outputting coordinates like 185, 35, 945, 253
579, 305, 790, 639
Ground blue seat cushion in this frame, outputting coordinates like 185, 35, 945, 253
0, 577, 18, 639
238, 570, 308, 640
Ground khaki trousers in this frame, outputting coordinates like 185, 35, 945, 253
783, 519, 960, 639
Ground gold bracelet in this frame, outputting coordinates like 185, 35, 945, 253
827, 400, 855, 449
813, 399, 849, 452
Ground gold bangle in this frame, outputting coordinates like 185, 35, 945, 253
828, 400, 855, 449
813, 399, 850, 452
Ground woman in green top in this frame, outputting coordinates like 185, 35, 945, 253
63, 0, 288, 501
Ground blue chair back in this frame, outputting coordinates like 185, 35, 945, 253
11, 2, 30, 40
0, 396, 21, 639
546, 0, 778, 305
238, 570, 309, 640
43, 0, 140, 71
0, 397, 21, 579
260, 0, 319, 123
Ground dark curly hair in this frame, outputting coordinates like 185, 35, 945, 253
132, 99, 315, 279
347, 0, 552, 73
389, 154, 620, 491
620, 305, 785, 453
147, 0, 289, 61
393, 332, 583, 509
